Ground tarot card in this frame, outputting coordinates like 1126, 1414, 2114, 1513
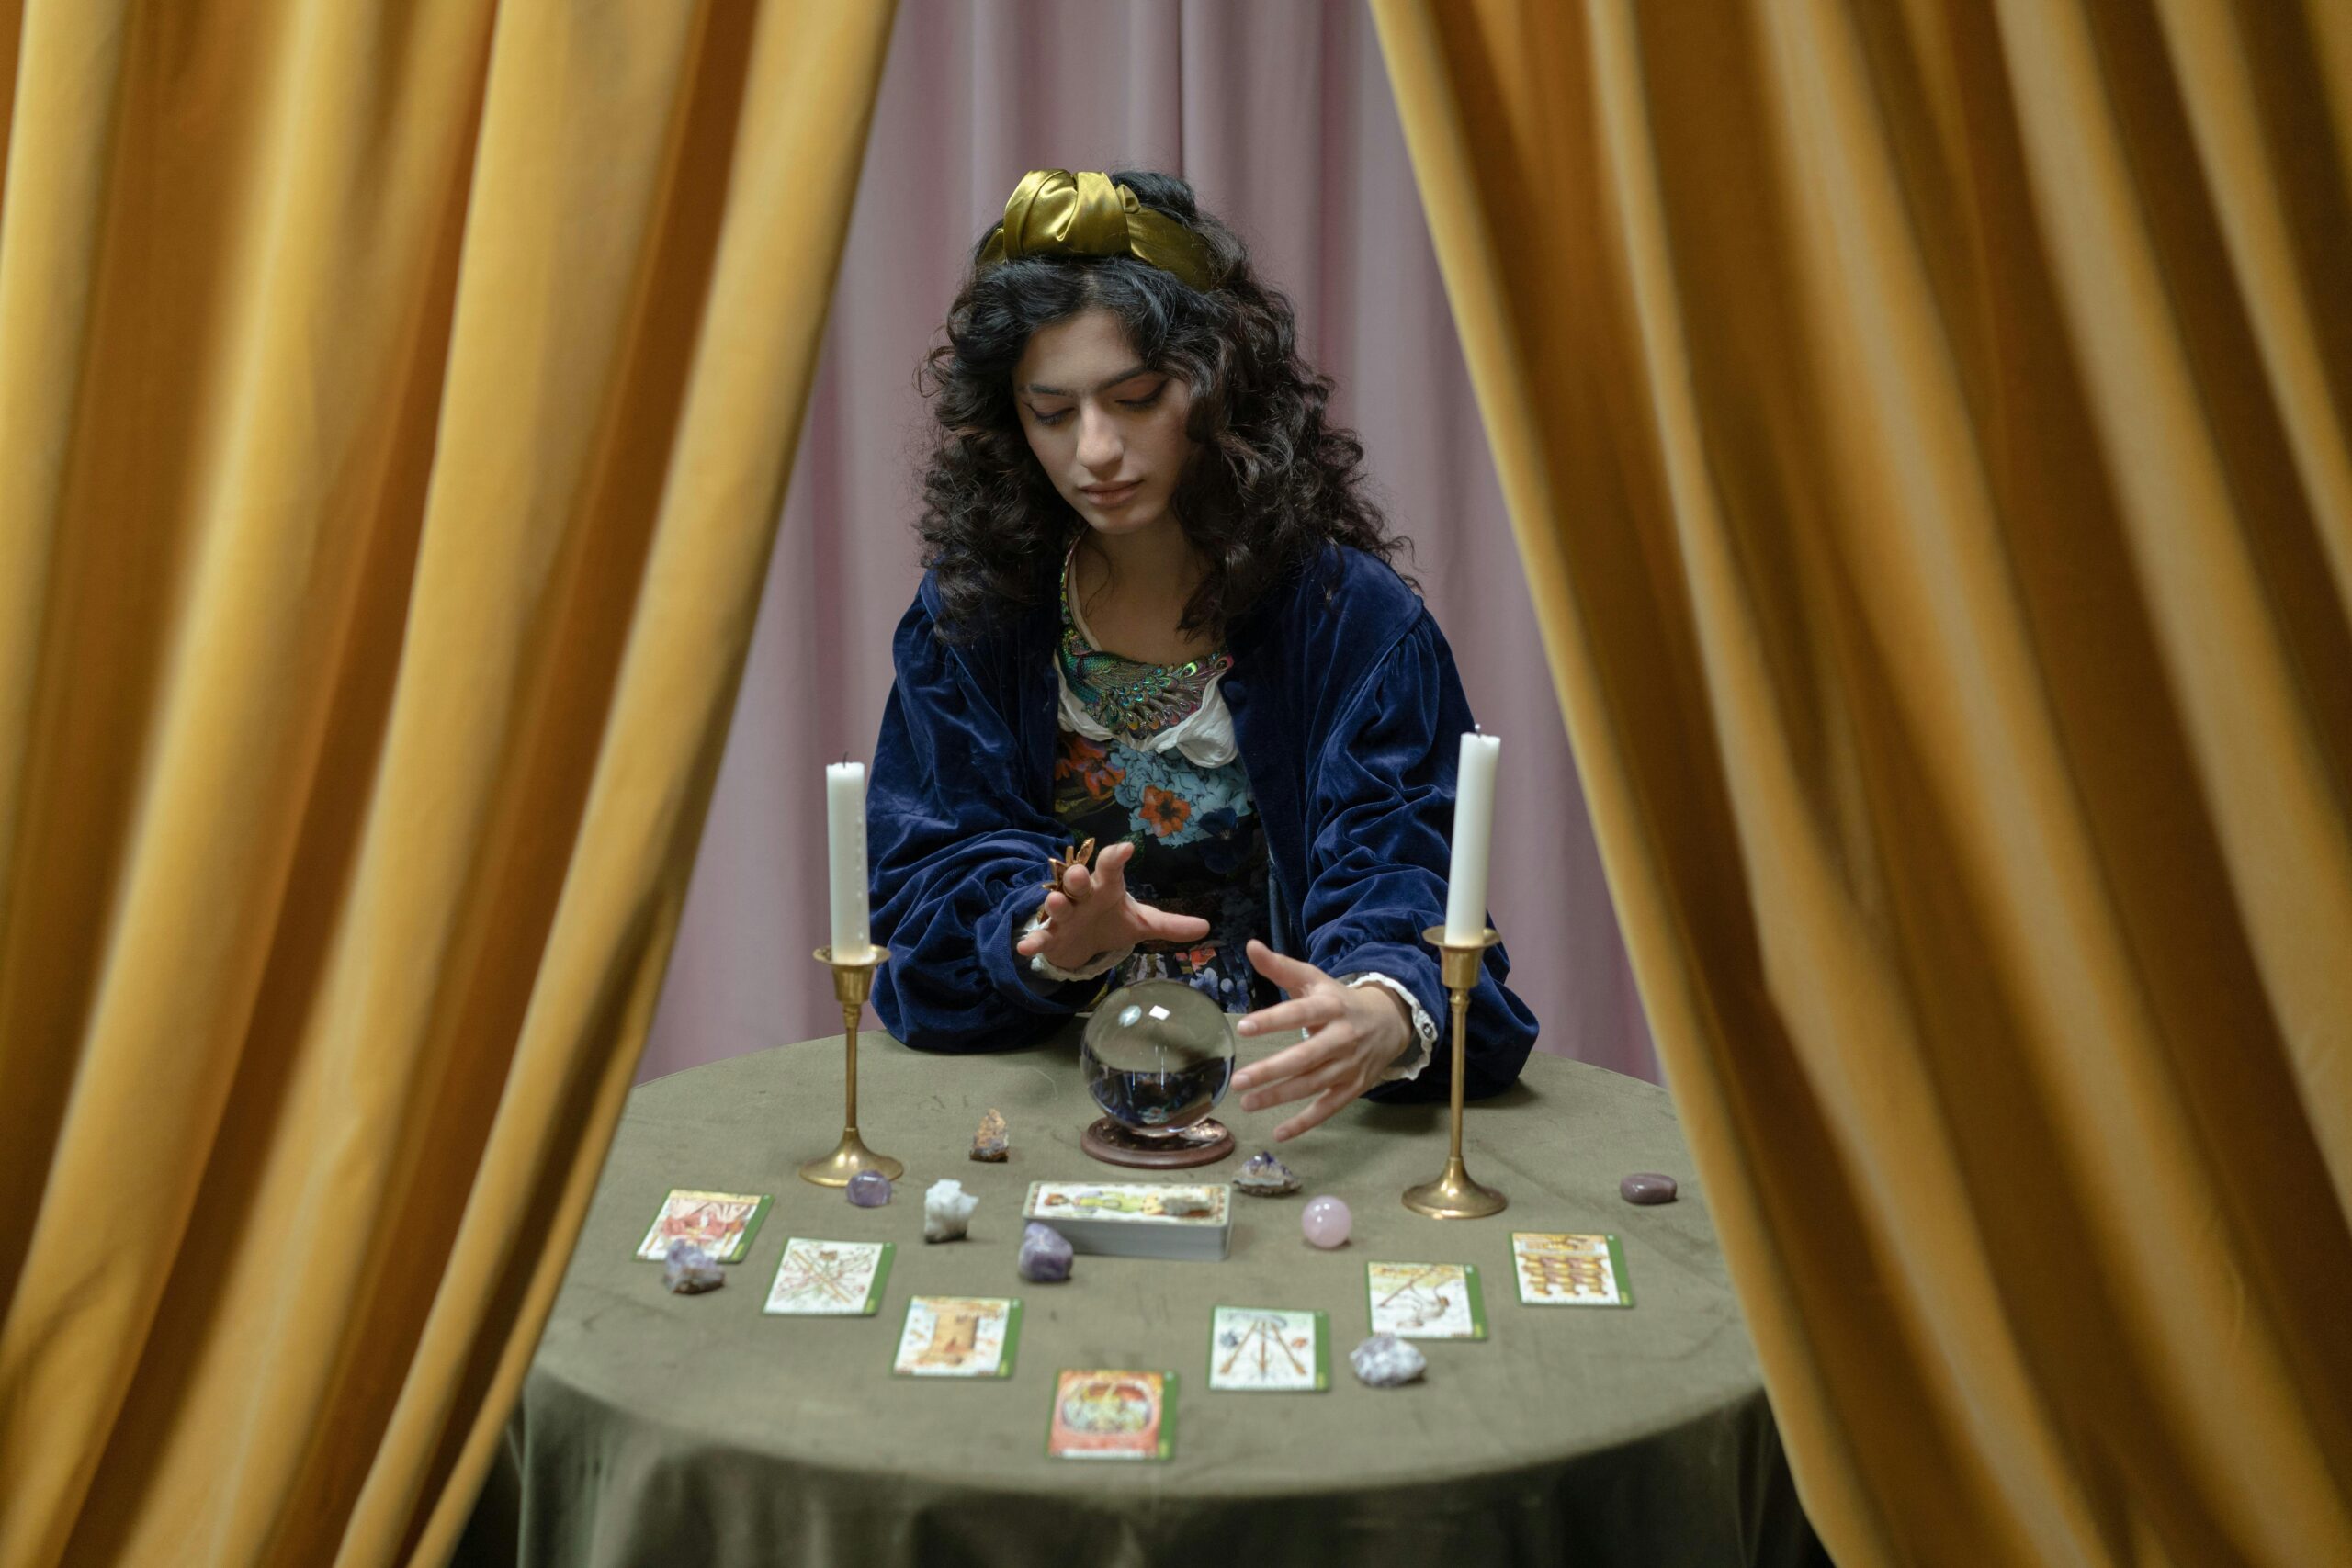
1046, 1370, 1175, 1461
1365, 1261, 1487, 1340
635, 1188, 770, 1264
1207, 1306, 1328, 1393
1512, 1232, 1634, 1306
762, 1237, 893, 1316
893, 1296, 1023, 1378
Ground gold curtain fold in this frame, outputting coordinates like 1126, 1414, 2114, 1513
1372, 1, 2352, 1563
0, 2, 896, 1564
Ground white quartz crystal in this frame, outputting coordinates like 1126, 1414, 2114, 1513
1350, 1333, 1428, 1387
923, 1178, 978, 1242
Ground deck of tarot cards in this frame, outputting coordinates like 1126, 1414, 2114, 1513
1020, 1180, 1232, 1260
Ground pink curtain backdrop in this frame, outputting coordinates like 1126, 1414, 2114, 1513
639, 0, 1657, 1084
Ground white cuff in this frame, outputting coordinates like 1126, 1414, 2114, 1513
1343, 971, 1439, 1082
1023, 910, 1133, 984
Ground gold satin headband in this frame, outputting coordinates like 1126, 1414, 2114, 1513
977, 169, 1219, 290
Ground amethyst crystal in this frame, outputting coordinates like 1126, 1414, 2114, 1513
1018, 1221, 1074, 1283
662, 1240, 724, 1294
1236, 1149, 1300, 1196
847, 1169, 892, 1207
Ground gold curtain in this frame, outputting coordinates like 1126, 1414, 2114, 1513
0, 2, 895, 1564
1373, 1, 2352, 1562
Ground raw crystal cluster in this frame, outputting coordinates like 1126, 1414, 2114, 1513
1236, 1149, 1300, 1196
1017, 1221, 1073, 1282
970, 1109, 1011, 1162
924, 1179, 978, 1242
1619, 1172, 1679, 1205
661, 1240, 724, 1294
1350, 1333, 1427, 1387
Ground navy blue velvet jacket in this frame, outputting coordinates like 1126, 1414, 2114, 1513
866, 544, 1539, 1103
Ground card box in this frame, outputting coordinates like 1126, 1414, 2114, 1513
1021, 1180, 1230, 1260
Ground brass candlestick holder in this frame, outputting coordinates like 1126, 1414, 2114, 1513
799, 944, 904, 1187
1402, 924, 1508, 1219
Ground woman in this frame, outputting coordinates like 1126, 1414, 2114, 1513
867, 169, 1536, 1142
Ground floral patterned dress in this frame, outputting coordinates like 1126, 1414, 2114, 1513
1047, 558, 1277, 1015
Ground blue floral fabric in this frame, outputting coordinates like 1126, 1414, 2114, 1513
1050, 727, 1275, 1014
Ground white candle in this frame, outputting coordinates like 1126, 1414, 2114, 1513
826, 761, 873, 962
1442, 730, 1501, 944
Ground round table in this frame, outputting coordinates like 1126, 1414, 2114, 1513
469, 1022, 1820, 1568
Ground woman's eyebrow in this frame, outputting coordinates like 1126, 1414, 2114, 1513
1019, 365, 1156, 397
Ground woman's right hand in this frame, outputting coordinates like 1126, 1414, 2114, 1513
1014, 840, 1209, 972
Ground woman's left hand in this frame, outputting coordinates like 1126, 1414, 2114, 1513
1229, 940, 1414, 1142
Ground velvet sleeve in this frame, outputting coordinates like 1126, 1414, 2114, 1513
865, 596, 1089, 1053
1297, 612, 1540, 1101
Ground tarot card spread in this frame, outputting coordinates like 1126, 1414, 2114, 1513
1365, 1261, 1487, 1340
1208, 1307, 1328, 1393
1512, 1233, 1634, 1306
1048, 1370, 1174, 1461
894, 1297, 1021, 1378
636, 1189, 770, 1264
763, 1238, 892, 1316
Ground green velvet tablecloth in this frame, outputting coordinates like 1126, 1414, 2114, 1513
459, 1022, 1821, 1568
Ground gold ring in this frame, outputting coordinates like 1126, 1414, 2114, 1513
1044, 837, 1098, 901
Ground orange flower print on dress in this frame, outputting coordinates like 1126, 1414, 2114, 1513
1137, 785, 1192, 838
1054, 733, 1124, 800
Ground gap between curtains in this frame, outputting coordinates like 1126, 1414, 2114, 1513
1371, 0, 2352, 1563
0, 3, 896, 1564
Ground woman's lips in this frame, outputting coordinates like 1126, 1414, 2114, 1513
1080, 480, 1142, 506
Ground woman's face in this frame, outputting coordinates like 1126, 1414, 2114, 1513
1012, 308, 1196, 539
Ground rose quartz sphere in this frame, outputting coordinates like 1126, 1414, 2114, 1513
1301, 1195, 1351, 1248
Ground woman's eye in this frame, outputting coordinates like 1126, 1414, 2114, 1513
1026, 383, 1160, 424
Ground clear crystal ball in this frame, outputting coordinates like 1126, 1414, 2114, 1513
1080, 980, 1237, 1133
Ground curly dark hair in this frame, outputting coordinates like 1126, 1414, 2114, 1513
915, 169, 1411, 642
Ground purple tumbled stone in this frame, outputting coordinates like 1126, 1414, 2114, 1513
1301, 1195, 1351, 1248
1018, 1221, 1073, 1282
847, 1169, 892, 1208
1620, 1172, 1679, 1205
